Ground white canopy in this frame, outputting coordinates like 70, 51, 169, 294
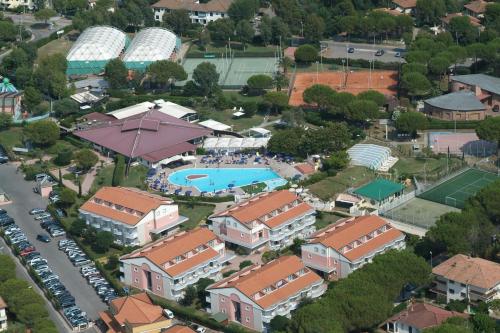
203, 137, 270, 151
199, 119, 231, 131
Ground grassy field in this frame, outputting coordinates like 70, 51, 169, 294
178, 203, 215, 230
315, 212, 344, 229
205, 109, 279, 132
308, 166, 376, 201
0, 127, 23, 148
36, 38, 74, 63
91, 164, 148, 193
393, 157, 464, 181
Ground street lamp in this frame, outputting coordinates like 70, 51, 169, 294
430, 251, 433, 267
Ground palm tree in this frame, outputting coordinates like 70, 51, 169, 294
280, 56, 293, 75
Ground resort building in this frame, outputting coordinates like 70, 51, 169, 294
79, 187, 186, 246
301, 215, 405, 280
119, 228, 225, 301
73, 109, 210, 168
0, 78, 22, 117
382, 302, 467, 333
0, 297, 7, 332
431, 254, 500, 303
0, 0, 35, 9
347, 144, 398, 171
352, 178, 405, 207
209, 190, 316, 252
391, 0, 416, 14
152, 0, 233, 24
464, 0, 492, 18
450, 74, 500, 115
106, 100, 198, 122
99, 292, 172, 333
423, 91, 486, 121
206, 256, 326, 332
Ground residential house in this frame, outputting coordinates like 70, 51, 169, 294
206, 256, 326, 332
464, 0, 492, 18
120, 228, 225, 301
99, 292, 172, 333
431, 254, 500, 303
151, 0, 233, 24
73, 109, 211, 168
392, 0, 417, 15
301, 215, 405, 280
0, 297, 7, 332
382, 302, 468, 333
209, 190, 316, 252
450, 74, 500, 115
0, 0, 35, 10
164, 326, 195, 333
441, 13, 483, 31
79, 187, 186, 246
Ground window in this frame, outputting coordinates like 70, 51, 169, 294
241, 233, 244, 238
133, 267, 138, 272
233, 222, 237, 227
449, 289, 455, 294
157, 286, 161, 291
134, 278, 138, 283
321, 249, 326, 255
461, 292, 466, 297
245, 306, 250, 310
276, 280, 283, 287
246, 317, 250, 322
221, 297, 225, 302
461, 283, 466, 287
307, 253, 312, 259
156, 275, 160, 280
222, 309, 226, 313
333, 259, 337, 265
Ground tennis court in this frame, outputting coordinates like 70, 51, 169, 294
178, 57, 278, 88
418, 168, 498, 208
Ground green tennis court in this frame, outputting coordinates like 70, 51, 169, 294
418, 168, 498, 208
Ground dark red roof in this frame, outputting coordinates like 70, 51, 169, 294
385, 303, 468, 330
83, 112, 114, 122
74, 110, 211, 162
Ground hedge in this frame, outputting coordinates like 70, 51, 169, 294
186, 50, 276, 59
323, 57, 401, 70
148, 294, 256, 333
427, 119, 480, 130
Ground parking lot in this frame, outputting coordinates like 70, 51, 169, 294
0, 164, 107, 321
321, 41, 406, 63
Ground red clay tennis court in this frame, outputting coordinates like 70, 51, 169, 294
289, 70, 398, 106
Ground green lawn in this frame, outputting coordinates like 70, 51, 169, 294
0, 127, 23, 148
241, 182, 267, 194
178, 203, 215, 230
393, 157, 463, 181
308, 166, 376, 201
314, 212, 344, 229
91, 164, 148, 193
36, 38, 74, 64
205, 109, 279, 132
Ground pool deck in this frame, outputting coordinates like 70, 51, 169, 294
147, 154, 302, 196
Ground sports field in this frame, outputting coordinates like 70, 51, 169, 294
418, 168, 498, 208
179, 57, 278, 88
289, 70, 398, 106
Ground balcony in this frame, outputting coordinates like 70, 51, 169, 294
119, 266, 124, 273
91, 223, 101, 229
102, 227, 111, 232
125, 232, 138, 239
113, 229, 123, 236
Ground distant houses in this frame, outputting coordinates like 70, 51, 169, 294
152, 0, 233, 24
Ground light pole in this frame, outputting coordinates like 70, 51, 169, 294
430, 251, 433, 267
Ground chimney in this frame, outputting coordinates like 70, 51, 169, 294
474, 85, 482, 96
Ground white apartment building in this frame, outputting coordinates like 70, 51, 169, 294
151, 0, 232, 24
0, 297, 7, 332
209, 190, 316, 252
0, 0, 35, 9
120, 228, 225, 301
79, 186, 186, 246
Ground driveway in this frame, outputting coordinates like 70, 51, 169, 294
321, 41, 406, 63
0, 163, 107, 321
3, 13, 72, 42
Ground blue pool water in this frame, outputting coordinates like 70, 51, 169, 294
168, 168, 286, 192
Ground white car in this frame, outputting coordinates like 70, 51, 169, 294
195, 326, 206, 333
163, 309, 174, 319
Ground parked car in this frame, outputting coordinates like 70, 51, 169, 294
29, 208, 46, 215
36, 234, 51, 243
375, 49, 385, 56
347, 47, 355, 53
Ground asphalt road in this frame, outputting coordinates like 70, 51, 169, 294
2, 13, 72, 42
321, 41, 406, 63
0, 163, 107, 322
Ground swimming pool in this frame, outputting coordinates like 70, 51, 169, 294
168, 168, 286, 192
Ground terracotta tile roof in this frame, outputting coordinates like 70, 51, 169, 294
262, 202, 314, 229
208, 256, 323, 309
392, 0, 417, 8
464, 0, 491, 13
109, 293, 168, 327
294, 163, 315, 175
432, 254, 500, 289
385, 302, 468, 330
0, 296, 6, 308
441, 13, 482, 27
309, 215, 404, 261
214, 191, 311, 228
121, 228, 220, 277
80, 187, 172, 226
99, 311, 121, 333
165, 326, 196, 333
152, 0, 233, 12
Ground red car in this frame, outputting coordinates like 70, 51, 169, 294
20, 247, 36, 256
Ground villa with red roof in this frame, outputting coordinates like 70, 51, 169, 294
79, 187, 186, 246
301, 215, 405, 280
206, 256, 326, 332
99, 292, 172, 333
209, 190, 316, 252
73, 109, 211, 168
382, 302, 468, 333
120, 228, 225, 300
431, 254, 500, 303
